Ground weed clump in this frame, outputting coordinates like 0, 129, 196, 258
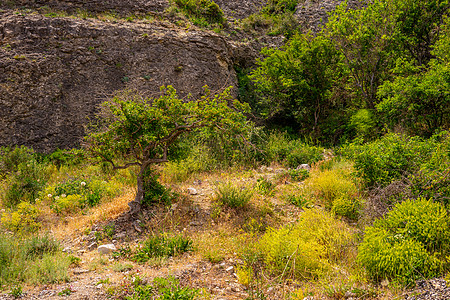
358, 198, 450, 285
215, 182, 253, 208
258, 208, 354, 280
0, 234, 70, 286
133, 234, 192, 263
127, 276, 198, 300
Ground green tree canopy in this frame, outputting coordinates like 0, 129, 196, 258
250, 34, 343, 137
377, 16, 450, 135
84, 86, 250, 214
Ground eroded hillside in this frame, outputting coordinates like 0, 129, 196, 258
0, 0, 350, 152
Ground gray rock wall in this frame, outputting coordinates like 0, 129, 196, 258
0, 12, 237, 152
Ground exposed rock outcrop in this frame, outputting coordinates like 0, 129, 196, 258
0, 11, 237, 152
0, 0, 355, 152
1, 0, 169, 15
295, 0, 362, 31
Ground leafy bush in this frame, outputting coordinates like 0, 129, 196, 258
1, 202, 41, 234
340, 133, 436, 188
173, 0, 225, 26
258, 209, 354, 279
0, 146, 34, 175
215, 182, 253, 208
358, 198, 450, 285
142, 170, 176, 207
263, 0, 298, 14
2, 160, 49, 208
133, 234, 192, 263
342, 132, 450, 211
46, 148, 86, 169
408, 132, 450, 203
264, 132, 324, 167
306, 168, 358, 210
331, 196, 360, 221
46, 177, 123, 213
348, 109, 376, 141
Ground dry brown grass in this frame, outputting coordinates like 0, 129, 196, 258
52, 189, 134, 239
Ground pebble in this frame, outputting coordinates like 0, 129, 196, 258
225, 266, 234, 272
406, 278, 450, 300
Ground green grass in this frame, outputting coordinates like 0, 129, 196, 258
0, 234, 70, 287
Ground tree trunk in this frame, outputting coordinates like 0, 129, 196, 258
128, 164, 146, 215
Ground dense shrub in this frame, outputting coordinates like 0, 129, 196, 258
258, 209, 354, 279
341, 132, 450, 206
263, 0, 298, 14
341, 133, 447, 187
265, 132, 324, 167
2, 160, 49, 208
0, 146, 34, 176
44, 176, 123, 213
358, 198, 450, 285
331, 196, 360, 221
1, 202, 41, 234
142, 169, 176, 207
46, 149, 86, 169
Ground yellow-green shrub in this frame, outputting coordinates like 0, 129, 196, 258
160, 146, 216, 183
236, 265, 253, 287
358, 198, 450, 285
52, 194, 83, 215
258, 209, 354, 279
1, 202, 41, 234
332, 196, 361, 220
306, 169, 358, 209
89, 178, 122, 200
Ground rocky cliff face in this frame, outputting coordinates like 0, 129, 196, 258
0, 0, 350, 152
0, 11, 238, 152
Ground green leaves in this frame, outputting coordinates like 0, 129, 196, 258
358, 198, 450, 285
85, 85, 250, 169
251, 34, 341, 136
377, 16, 450, 135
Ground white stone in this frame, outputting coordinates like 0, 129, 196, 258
187, 187, 198, 195
296, 164, 311, 170
97, 244, 117, 255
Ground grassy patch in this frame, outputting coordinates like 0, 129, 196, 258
0, 234, 70, 287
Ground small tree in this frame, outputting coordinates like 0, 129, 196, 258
84, 86, 250, 214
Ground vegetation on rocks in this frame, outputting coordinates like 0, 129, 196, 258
0, 0, 450, 298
